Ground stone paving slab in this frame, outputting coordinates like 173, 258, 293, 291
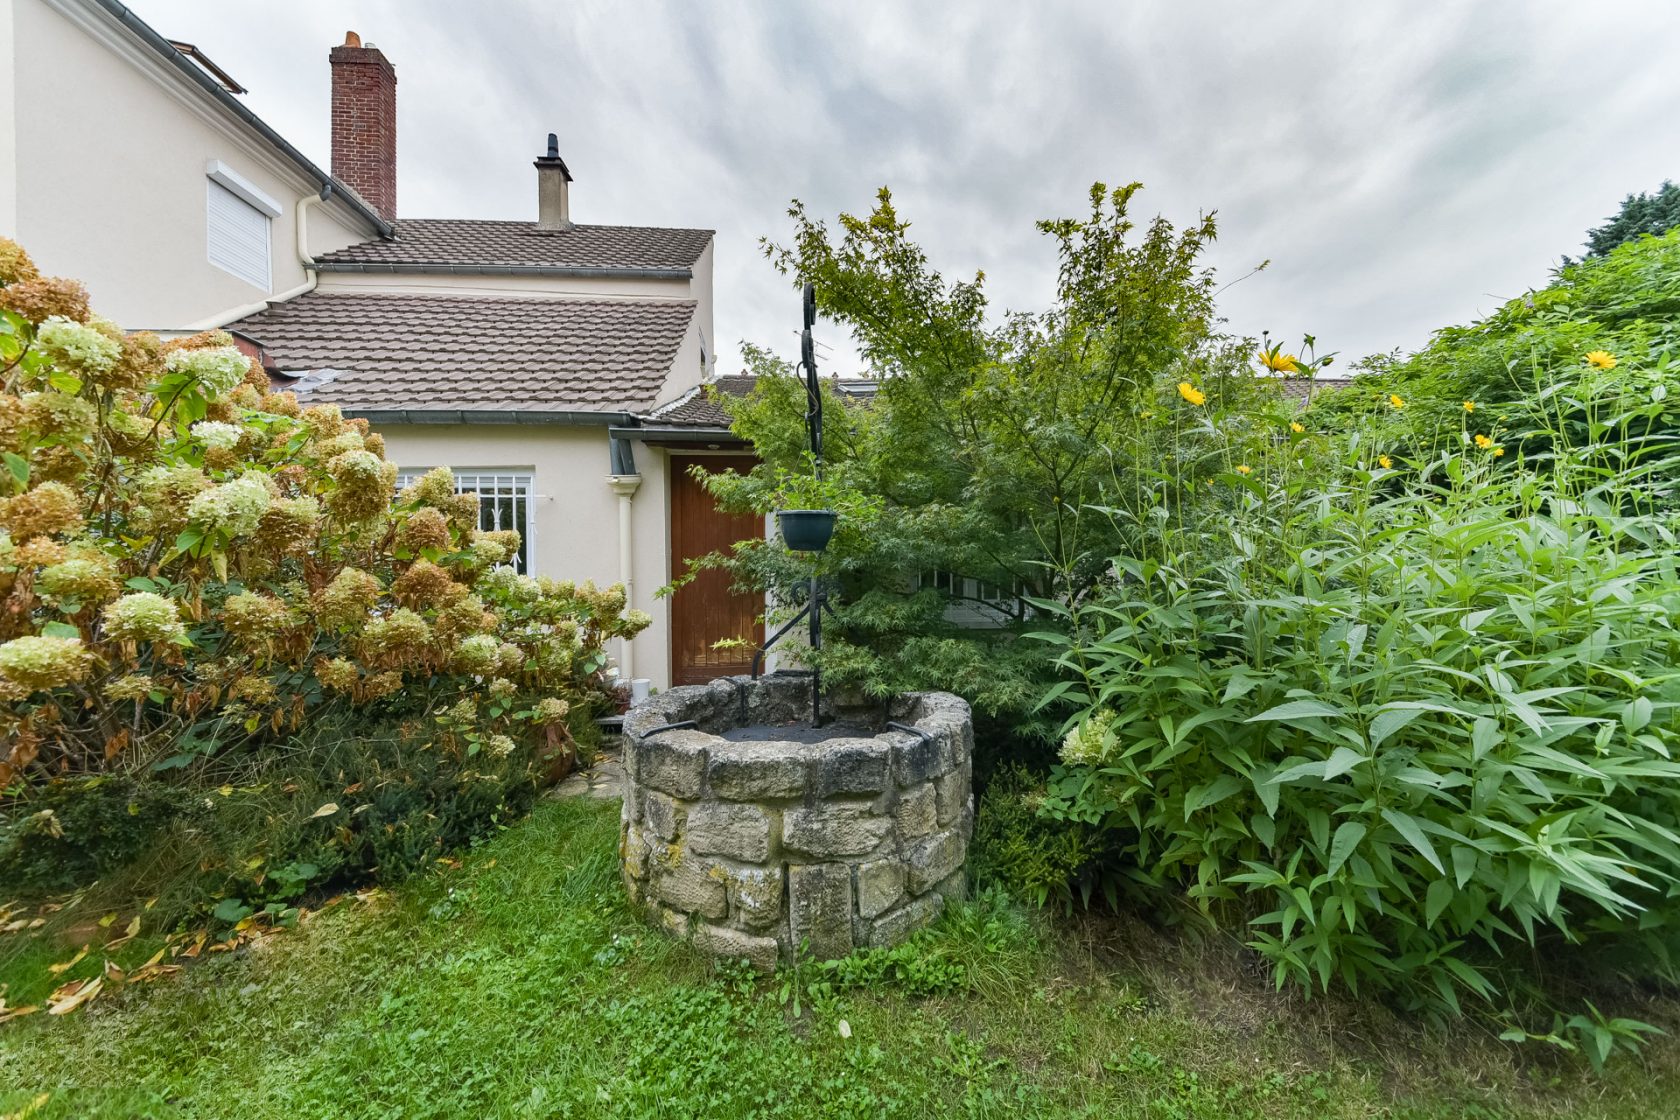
550, 745, 624, 801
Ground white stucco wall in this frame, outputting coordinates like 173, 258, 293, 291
4, 0, 372, 329
367, 424, 763, 691
369, 423, 679, 688
0, 1, 18, 238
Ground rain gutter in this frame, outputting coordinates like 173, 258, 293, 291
314, 262, 693, 280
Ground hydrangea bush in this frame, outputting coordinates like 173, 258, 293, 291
0, 238, 648, 792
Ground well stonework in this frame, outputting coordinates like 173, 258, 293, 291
619, 674, 974, 972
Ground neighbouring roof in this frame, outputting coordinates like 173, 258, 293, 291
231, 292, 697, 414
1277, 374, 1356, 405
643, 376, 761, 427
640, 375, 880, 431
316, 219, 713, 275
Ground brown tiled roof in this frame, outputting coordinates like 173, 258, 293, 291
230, 292, 697, 413
645, 376, 760, 427
642, 375, 879, 429
317, 219, 712, 273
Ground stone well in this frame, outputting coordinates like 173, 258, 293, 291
619, 673, 974, 972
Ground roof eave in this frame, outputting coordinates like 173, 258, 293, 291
343, 408, 637, 427
314, 262, 693, 280
87, 0, 392, 238
609, 424, 745, 444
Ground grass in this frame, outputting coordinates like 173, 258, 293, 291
3, 797, 1679, 1118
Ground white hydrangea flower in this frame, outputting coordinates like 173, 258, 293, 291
190, 420, 244, 451
187, 471, 273, 537
101, 591, 186, 643
37, 316, 120, 373
165, 346, 249, 398
453, 633, 501, 675
0, 634, 90, 691
484, 734, 517, 759
1059, 709, 1118, 767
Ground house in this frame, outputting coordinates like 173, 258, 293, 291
1, 0, 764, 689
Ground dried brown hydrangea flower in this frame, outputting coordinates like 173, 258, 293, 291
0, 482, 84, 540
324, 450, 397, 523
397, 506, 452, 554
0, 236, 41, 286
261, 390, 302, 418
314, 656, 359, 693
392, 558, 464, 609
0, 277, 90, 323
220, 591, 296, 646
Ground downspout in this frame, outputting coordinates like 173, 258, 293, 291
608, 473, 644, 682
186, 183, 333, 330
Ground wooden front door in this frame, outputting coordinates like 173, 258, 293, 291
670, 455, 762, 685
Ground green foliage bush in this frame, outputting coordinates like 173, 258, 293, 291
0, 776, 183, 895
1037, 348, 1680, 1032
0, 236, 643, 908
968, 765, 1100, 911
1310, 228, 1680, 454
690, 183, 1261, 737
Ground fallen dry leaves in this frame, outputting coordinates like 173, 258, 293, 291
45, 975, 102, 1015
0, 901, 305, 1023
0, 986, 40, 1024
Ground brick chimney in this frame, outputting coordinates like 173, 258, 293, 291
329, 31, 397, 220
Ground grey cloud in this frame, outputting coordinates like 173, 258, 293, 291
133, 0, 1680, 376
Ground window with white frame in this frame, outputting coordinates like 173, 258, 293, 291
396, 469, 534, 573
915, 570, 1029, 628
205, 161, 278, 291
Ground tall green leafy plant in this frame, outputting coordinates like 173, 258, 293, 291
1036, 347, 1680, 1052
689, 184, 1256, 734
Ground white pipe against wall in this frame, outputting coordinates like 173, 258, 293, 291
608, 474, 644, 680
185, 189, 326, 331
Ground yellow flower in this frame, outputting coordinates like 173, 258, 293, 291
1177, 382, 1206, 406
1493, 447, 1505, 457
1388, 394, 1405, 409
1474, 434, 1493, 449
1259, 349, 1300, 374
1463, 401, 1475, 412
1290, 421, 1305, 434
1585, 350, 1617, 370
1378, 454, 1393, 469
1235, 464, 1252, 475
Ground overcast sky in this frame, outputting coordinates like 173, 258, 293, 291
139, 0, 1680, 376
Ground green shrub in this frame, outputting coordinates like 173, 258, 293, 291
1036, 355, 1680, 1027
0, 235, 641, 906
811, 886, 1037, 998
0, 235, 645, 800
968, 765, 1100, 911
1307, 227, 1680, 455
0, 776, 184, 894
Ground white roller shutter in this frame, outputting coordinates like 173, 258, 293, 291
206, 178, 271, 290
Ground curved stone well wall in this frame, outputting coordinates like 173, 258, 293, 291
619, 674, 974, 971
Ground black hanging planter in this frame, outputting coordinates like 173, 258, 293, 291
777, 509, 836, 553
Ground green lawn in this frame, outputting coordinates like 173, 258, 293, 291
2, 797, 1676, 1118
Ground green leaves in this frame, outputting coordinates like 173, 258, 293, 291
1040, 370, 1680, 1039
1246, 699, 1345, 722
